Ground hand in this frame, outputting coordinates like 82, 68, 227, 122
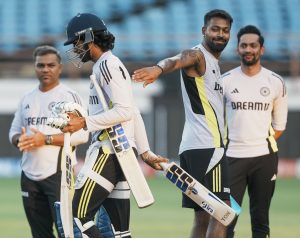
62, 116, 86, 133
141, 150, 169, 170
18, 127, 46, 152
132, 66, 162, 88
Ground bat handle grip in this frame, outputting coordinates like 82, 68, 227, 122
159, 162, 169, 171
64, 132, 71, 154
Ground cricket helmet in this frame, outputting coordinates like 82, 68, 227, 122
64, 13, 107, 46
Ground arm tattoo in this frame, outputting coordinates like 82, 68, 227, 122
181, 50, 203, 66
157, 58, 177, 73
157, 49, 203, 73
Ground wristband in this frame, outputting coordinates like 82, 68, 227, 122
156, 65, 164, 73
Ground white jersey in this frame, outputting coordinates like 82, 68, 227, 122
179, 44, 224, 154
86, 51, 148, 151
9, 83, 88, 181
222, 66, 288, 158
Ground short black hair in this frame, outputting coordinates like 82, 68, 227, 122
237, 25, 264, 46
204, 9, 233, 27
33, 45, 61, 63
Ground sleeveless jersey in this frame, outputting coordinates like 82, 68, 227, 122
222, 66, 288, 158
179, 44, 224, 154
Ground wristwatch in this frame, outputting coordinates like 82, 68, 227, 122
45, 135, 53, 145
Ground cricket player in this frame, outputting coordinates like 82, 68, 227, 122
60, 13, 167, 237
133, 9, 233, 238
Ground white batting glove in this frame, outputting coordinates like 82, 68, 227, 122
47, 114, 70, 129
47, 101, 87, 129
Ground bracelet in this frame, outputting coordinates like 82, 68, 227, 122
156, 65, 164, 73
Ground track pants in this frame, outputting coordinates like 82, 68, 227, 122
226, 153, 278, 238
21, 171, 61, 238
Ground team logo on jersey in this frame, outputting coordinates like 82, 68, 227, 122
24, 104, 30, 109
90, 82, 94, 89
230, 88, 239, 94
48, 102, 56, 111
260, 87, 270, 96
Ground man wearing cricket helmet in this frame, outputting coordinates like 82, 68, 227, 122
57, 13, 167, 238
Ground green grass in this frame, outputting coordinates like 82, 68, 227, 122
0, 177, 299, 238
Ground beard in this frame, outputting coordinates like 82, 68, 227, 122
241, 54, 259, 66
205, 38, 228, 53
80, 44, 92, 62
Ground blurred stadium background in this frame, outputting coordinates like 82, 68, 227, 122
0, 0, 299, 237
1, 0, 300, 176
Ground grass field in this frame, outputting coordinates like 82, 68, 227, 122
0, 177, 299, 238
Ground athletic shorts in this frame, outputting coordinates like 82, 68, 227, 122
179, 148, 230, 210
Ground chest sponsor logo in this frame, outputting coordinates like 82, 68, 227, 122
214, 82, 223, 94
25, 117, 48, 126
231, 101, 270, 111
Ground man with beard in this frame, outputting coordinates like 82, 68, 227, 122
222, 25, 288, 238
133, 9, 233, 238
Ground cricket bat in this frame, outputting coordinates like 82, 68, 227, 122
160, 162, 240, 226
90, 74, 154, 208
60, 132, 74, 238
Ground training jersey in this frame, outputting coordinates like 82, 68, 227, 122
9, 84, 87, 181
222, 66, 288, 158
86, 51, 138, 149
179, 44, 224, 154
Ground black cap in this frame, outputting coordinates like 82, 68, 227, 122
64, 13, 107, 46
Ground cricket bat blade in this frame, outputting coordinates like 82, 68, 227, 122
90, 74, 154, 208
160, 162, 238, 226
60, 132, 74, 237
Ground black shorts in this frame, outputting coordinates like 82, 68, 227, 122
179, 148, 230, 210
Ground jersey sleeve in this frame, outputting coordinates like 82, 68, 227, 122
86, 60, 134, 132
8, 99, 24, 143
272, 77, 288, 131
133, 105, 150, 155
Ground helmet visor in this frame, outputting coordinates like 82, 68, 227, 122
65, 30, 94, 68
